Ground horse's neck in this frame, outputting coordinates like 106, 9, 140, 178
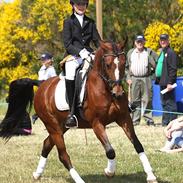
92, 49, 103, 73
88, 51, 107, 90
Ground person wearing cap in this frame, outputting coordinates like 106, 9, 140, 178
126, 35, 158, 126
38, 53, 57, 81
155, 34, 178, 126
62, 0, 101, 128
32, 53, 57, 124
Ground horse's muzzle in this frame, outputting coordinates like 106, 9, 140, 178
111, 85, 124, 99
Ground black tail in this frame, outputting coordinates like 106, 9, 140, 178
0, 78, 39, 140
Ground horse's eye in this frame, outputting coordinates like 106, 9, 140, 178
106, 64, 111, 69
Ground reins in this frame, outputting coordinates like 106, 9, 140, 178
85, 50, 126, 97
101, 52, 126, 89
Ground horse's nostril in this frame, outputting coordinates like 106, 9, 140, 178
112, 93, 116, 97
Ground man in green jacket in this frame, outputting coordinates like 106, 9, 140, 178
155, 34, 177, 126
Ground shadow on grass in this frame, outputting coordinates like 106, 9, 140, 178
64, 172, 170, 183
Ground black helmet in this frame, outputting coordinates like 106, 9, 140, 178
70, 0, 89, 6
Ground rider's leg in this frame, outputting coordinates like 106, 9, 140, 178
65, 59, 80, 128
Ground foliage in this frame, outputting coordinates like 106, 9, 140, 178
0, 0, 183, 97
101, 0, 181, 47
0, 0, 71, 97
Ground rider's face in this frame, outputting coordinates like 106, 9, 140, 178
73, 3, 87, 15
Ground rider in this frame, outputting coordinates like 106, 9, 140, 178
63, 0, 101, 128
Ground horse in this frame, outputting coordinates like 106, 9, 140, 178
0, 41, 157, 183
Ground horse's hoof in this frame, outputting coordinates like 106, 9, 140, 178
104, 168, 115, 178
147, 179, 158, 183
33, 172, 41, 180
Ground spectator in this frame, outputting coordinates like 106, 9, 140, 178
155, 34, 178, 126
32, 53, 57, 123
126, 35, 158, 126
38, 53, 57, 81
159, 116, 183, 153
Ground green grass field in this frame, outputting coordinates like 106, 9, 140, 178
0, 112, 183, 183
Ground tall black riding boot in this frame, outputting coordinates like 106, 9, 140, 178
65, 79, 77, 128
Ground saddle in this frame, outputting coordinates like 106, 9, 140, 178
55, 56, 91, 112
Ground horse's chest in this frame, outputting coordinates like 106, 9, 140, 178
108, 103, 121, 119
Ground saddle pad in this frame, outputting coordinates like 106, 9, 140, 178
55, 75, 69, 111
55, 74, 86, 111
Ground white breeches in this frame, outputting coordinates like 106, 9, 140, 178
65, 58, 83, 80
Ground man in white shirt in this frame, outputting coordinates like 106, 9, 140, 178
126, 35, 158, 126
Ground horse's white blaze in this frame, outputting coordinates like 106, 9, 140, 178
114, 58, 120, 80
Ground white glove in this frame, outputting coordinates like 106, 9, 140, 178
79, 48, 90, 60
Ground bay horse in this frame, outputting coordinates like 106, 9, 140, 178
0, 41, 157, 183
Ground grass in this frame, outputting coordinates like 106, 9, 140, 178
0, 114, 183, 183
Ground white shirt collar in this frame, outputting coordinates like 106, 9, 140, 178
74, 12, 84, 27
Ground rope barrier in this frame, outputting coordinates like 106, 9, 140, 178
136, 107, 183, 115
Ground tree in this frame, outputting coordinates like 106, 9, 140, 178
0, 0, 71, 97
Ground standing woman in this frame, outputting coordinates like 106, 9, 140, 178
32, 53, 57, 123
63, 0, 101, 128
38, 53, 57, 81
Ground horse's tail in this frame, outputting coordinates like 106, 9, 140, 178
0, 78, 39, 140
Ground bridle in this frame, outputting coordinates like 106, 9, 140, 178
100, 51, 126, 91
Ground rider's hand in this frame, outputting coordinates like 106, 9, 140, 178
79, 48, 90, 60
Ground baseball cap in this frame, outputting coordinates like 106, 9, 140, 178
135, 35, 145, 42
40, 53, 53, 61
160, 34, 169, 40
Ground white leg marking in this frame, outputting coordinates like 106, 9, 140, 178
33, 156, 47, 180
104, 159, 116, 177
139, 152, 157, 181
70, 168, 85, 183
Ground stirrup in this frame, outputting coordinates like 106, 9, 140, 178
65, 115, 78, 128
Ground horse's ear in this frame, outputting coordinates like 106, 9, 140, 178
117, 36, 128, 50
99, 40, 110, 51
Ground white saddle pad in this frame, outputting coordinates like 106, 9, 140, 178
55, 74, 86, 111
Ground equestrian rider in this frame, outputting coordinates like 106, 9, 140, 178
63, 0, 101, 128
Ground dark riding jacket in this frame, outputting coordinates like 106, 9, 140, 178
63, 13, 101, 56
155, 46, 177, 86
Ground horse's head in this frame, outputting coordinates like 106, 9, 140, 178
94, 40, 126, 99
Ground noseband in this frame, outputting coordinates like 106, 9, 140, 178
100, 52, 125, 92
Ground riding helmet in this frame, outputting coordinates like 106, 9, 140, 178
70, 0, 89, 6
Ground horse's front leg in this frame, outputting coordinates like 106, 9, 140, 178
117, 115, 158, 183
92, 120, 116, 177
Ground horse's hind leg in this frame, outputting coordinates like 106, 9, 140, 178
50, 132, 85, 183
33, 135, 54, 179
92, 121, 116, 177
117, 115, 158, 183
